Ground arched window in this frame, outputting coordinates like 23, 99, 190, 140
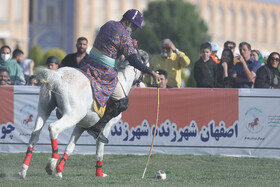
94, 0, 106, 28
227, 6, 234, 40
259, 10, 266, 43
216, 5, 224, 40
43, 4, 57, 23
83, 0, 91, 28
126, 0, 135, 10
270, 11, 276, 44
204, 1, 212, 34
248, 9, 257, 43
111, 0, 121, 20
195, 0, 201, 13
0, 0, 9, 23
13, 0, 23, 23
238, 7, 246, 41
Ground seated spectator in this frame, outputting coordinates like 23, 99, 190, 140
216, 49, 235, 87
0, 45, 25, 85
144, 38, 190, 88
224, 41, 239, 65
194, 42, 217, 88
0, 68, 10, 85
254, 52, 280, 88
251, 49, 264, 65
155, 69, 172, 88
60, 37, 90, 68
232, 42, 261, 88
46, 56, 59, 70
210, 42, 220, 64
26, 75, 40, 86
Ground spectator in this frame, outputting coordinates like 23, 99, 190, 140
26, 75, 40, 86
251, 49, 264, 65
224, 41, 239, 65
254, 52, 280, 88
155, 69, 172, 88
46, 56, 59, 70
216, 48, 235, 87
21, 58, 35, 81
0, 68, 10, 85
12, 49, 24, 65
145, 38, 190, 88
210, 42, 220, 64
60, 37, 90, 68
0, 45, 25, 85
194, 42, 217, 88
12, 49, 26, 84
232, 42, 261, 88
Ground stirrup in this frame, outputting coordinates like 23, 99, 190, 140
87, 128, 109, 144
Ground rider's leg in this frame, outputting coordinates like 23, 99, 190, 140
87, 82, 128, 144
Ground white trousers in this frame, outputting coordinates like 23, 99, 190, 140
111, 81, 126, 101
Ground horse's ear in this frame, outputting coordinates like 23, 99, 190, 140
138, 49, 149, 65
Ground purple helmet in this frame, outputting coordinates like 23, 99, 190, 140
123, 9, 143, 29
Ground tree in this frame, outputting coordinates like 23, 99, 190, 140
133, 0, 210, 87
29, 45, 44, 66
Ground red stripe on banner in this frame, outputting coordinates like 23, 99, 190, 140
0, 86, 14, 124
122, 88, 238, 130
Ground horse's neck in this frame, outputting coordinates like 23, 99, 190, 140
117, 66, 137, 95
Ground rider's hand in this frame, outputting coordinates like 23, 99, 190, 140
151, 71, 160, 85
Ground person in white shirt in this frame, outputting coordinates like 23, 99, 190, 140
21, 58, 34, 81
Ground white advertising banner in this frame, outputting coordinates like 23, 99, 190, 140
1, 87, 280, 158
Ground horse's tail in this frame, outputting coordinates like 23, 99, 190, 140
37, 69, 63, 93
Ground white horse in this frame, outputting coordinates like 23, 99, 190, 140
19, 50, 148, 179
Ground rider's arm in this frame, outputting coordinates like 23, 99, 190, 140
126, 53, 152, 74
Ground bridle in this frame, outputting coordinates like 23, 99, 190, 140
133, 68, 143, 87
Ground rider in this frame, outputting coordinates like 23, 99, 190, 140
80, 9, 159, 144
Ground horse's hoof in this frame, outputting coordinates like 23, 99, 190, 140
18, 164, 28, 179
55, 172, 63, 179
45, 158, 58, 175
96, 173, 108, 177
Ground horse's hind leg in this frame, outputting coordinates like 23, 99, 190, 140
55, 125, 84, 178
19, 96, 55, 179
45, 113, 85, 175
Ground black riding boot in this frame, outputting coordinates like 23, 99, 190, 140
87, 97, 128, 144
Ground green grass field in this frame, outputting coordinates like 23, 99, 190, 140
1, 153, 280, 187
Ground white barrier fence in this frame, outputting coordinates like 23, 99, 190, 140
1, 86, 280, 158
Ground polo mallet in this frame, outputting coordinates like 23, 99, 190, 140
142, 78, 160, 179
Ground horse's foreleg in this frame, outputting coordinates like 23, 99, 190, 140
46, 114, 84, 175
56, 126, 84, 178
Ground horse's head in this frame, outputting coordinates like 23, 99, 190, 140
117, 49, 149, 87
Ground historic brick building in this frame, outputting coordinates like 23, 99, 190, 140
0, 0, 279, 56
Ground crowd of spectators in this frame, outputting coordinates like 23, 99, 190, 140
0, 38, 279, 89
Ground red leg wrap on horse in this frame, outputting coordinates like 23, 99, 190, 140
56, 153, 68, 173
51, 139, 59, 159
23, 146, 33, 166
96, 161, 103, 176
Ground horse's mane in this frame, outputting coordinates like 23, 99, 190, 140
117, 49, 149, 71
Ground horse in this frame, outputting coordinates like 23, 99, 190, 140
18, 50, 148, 179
